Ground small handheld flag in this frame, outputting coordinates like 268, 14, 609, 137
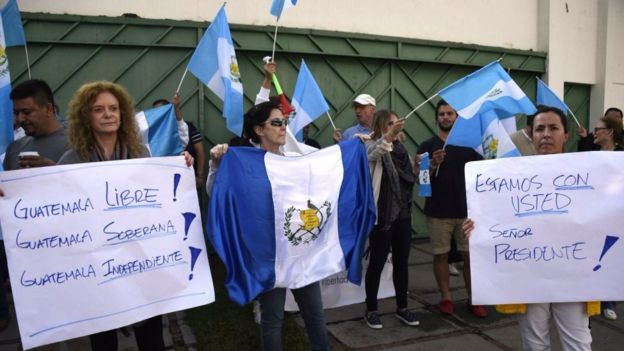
289, 60, 329, 140
1, 0, 25, 47
536, 78, 569, 115
135, 104, 184, 157
418, 153, 431, 197
270, 0, 298, 20
187, 5, 244, 136
440, 61, 536, 159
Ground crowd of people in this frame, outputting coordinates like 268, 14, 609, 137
0, 59, 622, 350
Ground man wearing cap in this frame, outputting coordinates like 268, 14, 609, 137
333, 94, 376, 142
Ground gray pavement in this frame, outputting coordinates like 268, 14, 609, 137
315, 240, 624, 350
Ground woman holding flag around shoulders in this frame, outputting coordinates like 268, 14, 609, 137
206, 101, 330, 351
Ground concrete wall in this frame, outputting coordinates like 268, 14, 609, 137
8, 0, 624, 122
14, 0, 541, 50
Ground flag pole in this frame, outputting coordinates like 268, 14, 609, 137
271, 20, 279, 61
404, 93, 439, 120
176, 68, 189, 94
326, 111, 337, 130
24, 43, 31, 79
434, 141, 448, 177
568, 109, 582, 128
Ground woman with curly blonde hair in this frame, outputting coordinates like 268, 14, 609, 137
61, 81, 145, 162
59, 81, 192, 350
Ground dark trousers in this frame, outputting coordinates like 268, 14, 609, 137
258, 283, 329, 351
365, 217, 412, 311
0, 241, 9, 321
90, 315, 164, 351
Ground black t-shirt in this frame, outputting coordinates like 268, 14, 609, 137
185, 122, 203, 174
417, 135, 482, 218
304, 138, 321, 149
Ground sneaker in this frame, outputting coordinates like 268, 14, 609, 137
439, 299, 454, 315
395, 309, 420, 326
364, 311, 383, 329
468, 304, 488, 318
449, 263, 460, 276
604, 308, 617, 320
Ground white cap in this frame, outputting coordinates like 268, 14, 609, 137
352, 94, 376, 107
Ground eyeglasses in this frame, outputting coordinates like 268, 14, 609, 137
265, 118, 289, 127
594, 127, 610, 133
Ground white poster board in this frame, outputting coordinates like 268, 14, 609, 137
0, 156, 214, 350
465, 151, 624, 305
285, 248, 395, 311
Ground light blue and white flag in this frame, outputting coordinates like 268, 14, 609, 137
270, 0, 298, 19
446, 110, 521, 158
440, 61, 537, 159
207, 139, 376, 305
187, 6, 243, 136
536, 78, 569, 116
289, 60, 329, 142
0, 16, 16, 170
1, 0, 25, 48
417, 152, 431, 197
135, 104, 184, 157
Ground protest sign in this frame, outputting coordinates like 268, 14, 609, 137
0, 156, 214, 349
285, 248, 394, 311
465, 151, 624, 305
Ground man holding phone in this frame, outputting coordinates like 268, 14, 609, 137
1, 79, 71, 333
3, 79, 69, 170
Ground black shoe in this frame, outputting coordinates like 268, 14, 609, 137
364, 311, 383, 329
395, 309, 420, 326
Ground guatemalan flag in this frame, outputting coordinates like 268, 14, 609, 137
536, 78, 570, 116
289, 59, 329, 142
207, 139, 376, 305
187, 5, 244, 136
270, 0, 298, 20
135, 104, 184, 157
440, 61, 537, 159
0, 0, 26, 170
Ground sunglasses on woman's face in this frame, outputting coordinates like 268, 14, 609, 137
265, 118, 289, 127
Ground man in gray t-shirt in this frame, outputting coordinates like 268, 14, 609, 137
3, 79, 69, 171
0, 79, 70, 332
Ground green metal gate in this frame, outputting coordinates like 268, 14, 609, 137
7, 12, 590, 237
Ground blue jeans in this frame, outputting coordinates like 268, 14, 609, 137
258, 282, 329, 351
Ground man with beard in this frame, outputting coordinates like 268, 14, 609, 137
416, 100, 486, 317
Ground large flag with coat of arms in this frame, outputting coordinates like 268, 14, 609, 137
207, 139, 376, 305
441, 61, 537, 159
